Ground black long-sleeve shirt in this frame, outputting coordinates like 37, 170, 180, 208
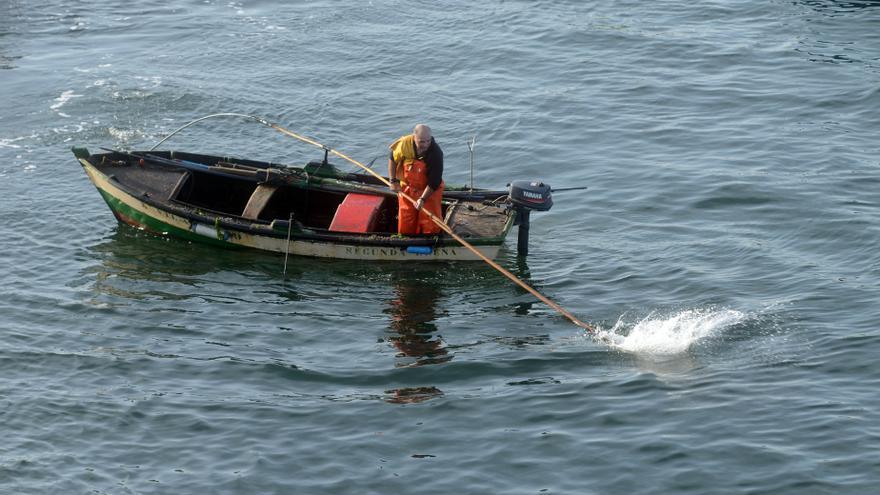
390, 137, 443, 190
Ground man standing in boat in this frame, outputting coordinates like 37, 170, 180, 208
388, 124, 444, 235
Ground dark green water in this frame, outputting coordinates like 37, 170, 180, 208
2, 1, 880, 493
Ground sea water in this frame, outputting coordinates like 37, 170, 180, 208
1, 1, 879, 493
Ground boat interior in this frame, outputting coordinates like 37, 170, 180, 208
172, 167, 401, 232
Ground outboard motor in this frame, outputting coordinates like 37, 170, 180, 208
508, 180, 553, 256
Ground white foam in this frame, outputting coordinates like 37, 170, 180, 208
596, 308, 746, 355
0, 139, 22, 149
51, 90, 83, 117
108, 126, 150, 143
1, 133, 38, 149
108, 127, 135, 140
134, 75, 162, 88
51, 123, 86, 134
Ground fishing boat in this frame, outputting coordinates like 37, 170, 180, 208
72, 146, 554, 261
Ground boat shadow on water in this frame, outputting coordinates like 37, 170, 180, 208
85, 227, 290, 285
84, 224, 544, 306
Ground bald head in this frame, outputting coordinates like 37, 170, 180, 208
413, 124, 433, 153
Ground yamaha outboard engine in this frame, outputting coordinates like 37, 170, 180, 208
508, 180, 553, 256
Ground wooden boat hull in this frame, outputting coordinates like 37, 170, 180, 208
76, 149, 514, 261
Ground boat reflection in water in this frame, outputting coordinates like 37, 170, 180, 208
382, 270, 450, 403
385, 270, 452, 369
383, 386, 444, 405
511, 256, 536, 316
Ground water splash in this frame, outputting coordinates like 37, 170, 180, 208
595, 308, 746, 355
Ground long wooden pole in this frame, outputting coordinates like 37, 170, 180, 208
267, 123, 595, 333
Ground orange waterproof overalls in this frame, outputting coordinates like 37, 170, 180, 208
391, 135, 445, 235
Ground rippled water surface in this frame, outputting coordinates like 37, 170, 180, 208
2, 1, 880, 493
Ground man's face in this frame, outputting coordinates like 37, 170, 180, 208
414, 133, 431, 154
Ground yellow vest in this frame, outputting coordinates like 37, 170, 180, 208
389, 134, 417, 180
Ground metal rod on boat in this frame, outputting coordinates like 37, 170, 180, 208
283, 212, 293, 277
467, 136, 476, 191
265, 122, 596, 333
149, 113, 272, 151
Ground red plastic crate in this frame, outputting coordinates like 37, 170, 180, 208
328, 193, 387, 233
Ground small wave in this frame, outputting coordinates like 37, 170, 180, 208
595, 308, 746, 355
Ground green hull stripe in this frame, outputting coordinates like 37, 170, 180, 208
96, 188, 239, 248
